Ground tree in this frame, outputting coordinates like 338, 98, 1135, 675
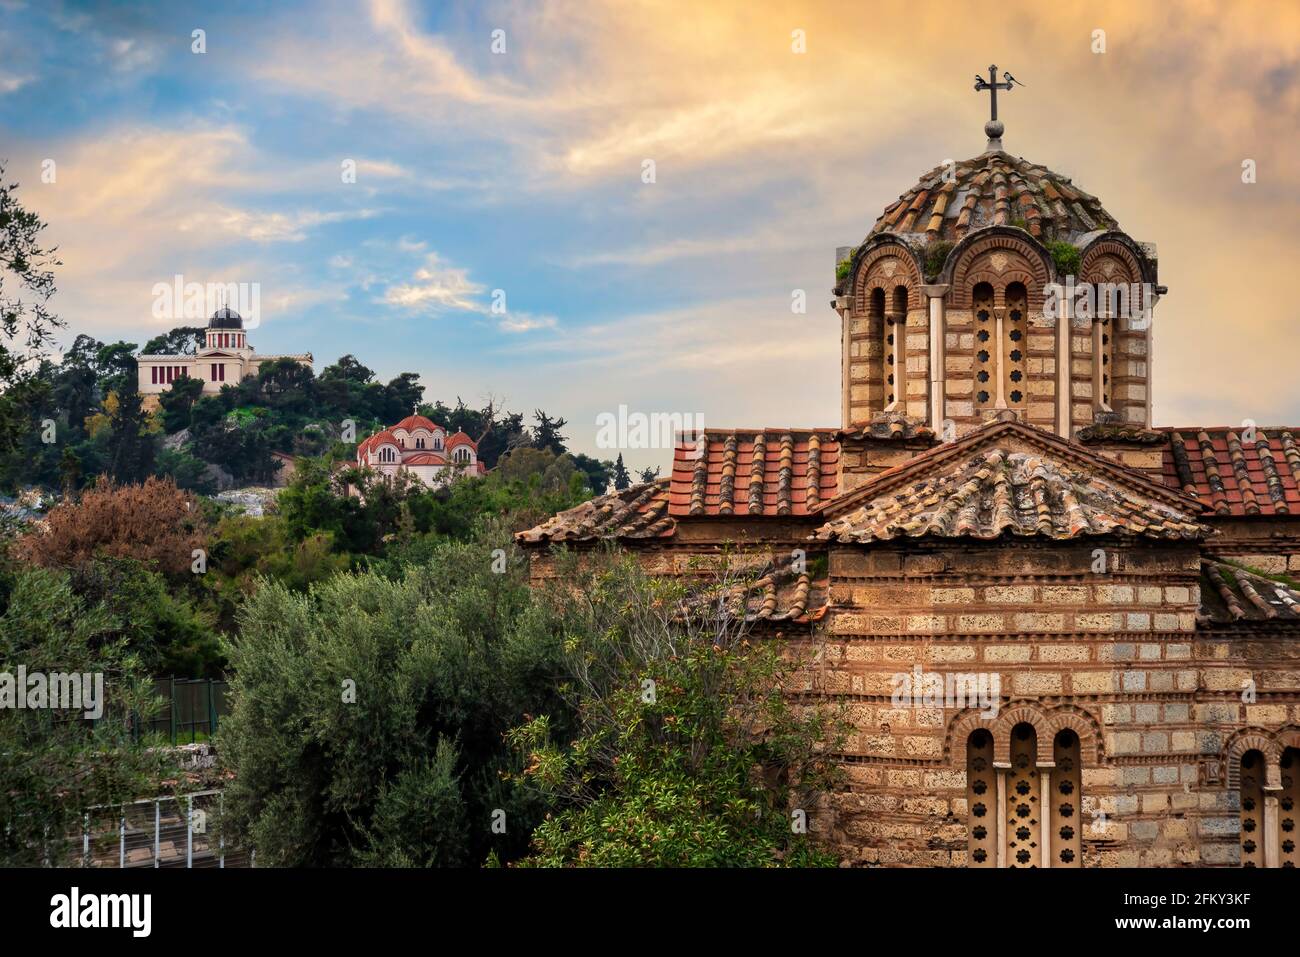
0, 163, 64, 455
532, 410, 568, 455
217, 532, 567, 866
141, 326, 204, 356
320, 354, 374, 384
638, 466, 661, 483
611, 453, 631, 491
570, 453, 613, 494
508, 552, 846, 867
19, 475, 208, 578
106, 385, 156, 483
0, 565, 173, 866
93, 341, 139, 396
157, 374, 204, 433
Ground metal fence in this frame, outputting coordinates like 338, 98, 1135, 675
136, 678, 230, 745
82, 790, 251, 868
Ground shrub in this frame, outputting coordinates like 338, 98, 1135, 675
508, 551, 846, 867
18, 475, 207, 578
1047, 240, 1081, 278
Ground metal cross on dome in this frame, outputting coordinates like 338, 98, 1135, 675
973, 64, 1021, 151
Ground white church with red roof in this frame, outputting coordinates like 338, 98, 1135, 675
355, 413, 485, 487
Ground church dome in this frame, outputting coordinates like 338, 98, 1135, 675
869, 151, 1119, 245
208, 306, 244, 330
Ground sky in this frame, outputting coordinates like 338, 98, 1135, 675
1, 0, 1297, 472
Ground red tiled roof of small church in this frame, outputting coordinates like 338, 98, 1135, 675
1159, 427, 1300, 516
395, 414, 441, 433
404, 452, 447, 466
446, 430, 476, 451
668, 429, 840, 516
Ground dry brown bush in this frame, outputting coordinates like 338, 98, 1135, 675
18, 475, 209, 577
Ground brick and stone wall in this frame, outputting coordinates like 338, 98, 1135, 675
797, 536, 1298, 866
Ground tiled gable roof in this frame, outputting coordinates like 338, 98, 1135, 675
676, 552, 828, 625
869, 151, 1117, 243
515, 479, 674, 545
669, 429, 840, 517
815, 448, 1206, 544
1201, 559, 1300, 624
404, 452, 447, 466
1161, 428, 1300, 516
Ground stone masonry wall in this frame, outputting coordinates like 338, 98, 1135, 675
798, 537, 1298, 867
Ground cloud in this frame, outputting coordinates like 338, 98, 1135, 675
183, 206, 381, 243
0, 69, 32, 93
380, 253, 485, 312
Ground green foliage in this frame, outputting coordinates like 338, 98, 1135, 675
157, 374, 204, 433
67, 557, 224, 678
216, 532, 567, 866
508, 552, 846, 867
0, 163, 64, 457
611, 453, 631, 491
1048, 240, 1082, 278
0, 565, 174, 864
834, 257, 853, 282
923, 239, 954, 281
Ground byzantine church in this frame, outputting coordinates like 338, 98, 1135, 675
519, 78, 1300, 868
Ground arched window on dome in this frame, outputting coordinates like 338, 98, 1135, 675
887, 286, 908, 412
966, 729, 995, 868
869, 287, 888, 409
1094, 282, 1122, 412
452, 446, 472, 465
416, 436, 425, 449
1240, 749, 1266, 867
1006, 723, 1041, 868
1003, 282, 1028, 410
1051, 729, 1082, 867
972, 282, 995, 411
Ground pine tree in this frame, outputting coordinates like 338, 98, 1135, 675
106, 386, 155, 483
612, 453, 631, 491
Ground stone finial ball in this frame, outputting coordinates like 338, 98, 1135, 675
985, 119, 1005, 139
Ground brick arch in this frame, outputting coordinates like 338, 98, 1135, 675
1045, 705, 1104, 765
992, 703, 1055, 766
959, 268, 1040, 309
1275, 727, 1300, 754
945, 230, 1052, 307
944, 708, 999, 767
852, 239, 922, 306
1080, 232, 1154, 286
1224, 728, 1281, 788
1080, 253, 1138, 287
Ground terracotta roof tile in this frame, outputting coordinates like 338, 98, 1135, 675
669, 429, 840, 517
515, 479, 674, 545
1161, 428, 1300, 516
814, 448, 1207, 544
676, 552, 828, 625
1201, 559, 1300, 625
868, 152, 1117, 244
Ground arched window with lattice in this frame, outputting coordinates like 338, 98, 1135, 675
972, 282, 995, 411
883, 286, 908, 410
967, 729, 995, 868
1051, 729, 1082, 867
1003, 281, 1028, 410
869, 287, 888, 409
1240, 749, 1266, 867
1007, 723, 1041, 868
1282, 748, 1299, 867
